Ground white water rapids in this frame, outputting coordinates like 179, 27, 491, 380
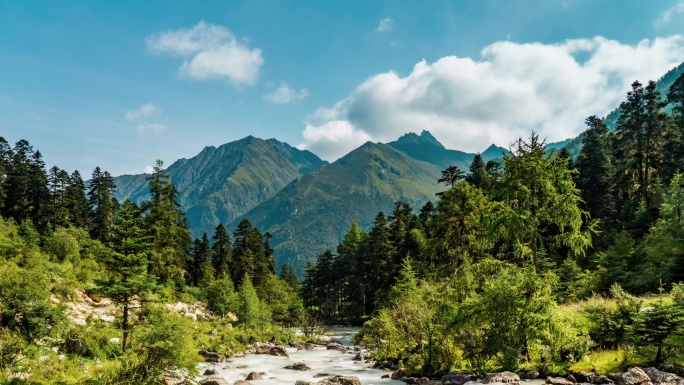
197, 329, 405, 385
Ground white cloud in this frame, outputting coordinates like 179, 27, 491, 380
137, 123, 167, 135
657, 1, 684, 26
146, 21, 263, 85
264, 82, 308, 104
376, 18, 393, 33
126, 103, 158, 121
300, 36, 684, 160
143, 165, 155, 174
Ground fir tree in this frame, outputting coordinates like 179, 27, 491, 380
211, 224, 232, 278
64, 170, 90, 228
576, 116, 615, 221
88, 166, 117, 243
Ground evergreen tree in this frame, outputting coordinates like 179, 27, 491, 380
3, 140, 50, 230
232, 218, 275, 291
496, 133, 592, 273
98, 199, 155, 352
336, 222, 367, 321
363, 212, 394, 313
466, 153, 490, 191
438, 165, 465, 188
48, 166, 71, 229
576, 116, 615, 221
189, 233, 213, 286
0, 137, 12, 213
64, 170, 90, 228
279, 262, 300, 291
88, 166, 117, 243
143, 160, 191, 282
668, 72, 684, 130
211, 224, 232, 278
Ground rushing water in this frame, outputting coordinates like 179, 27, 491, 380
197, 329, 404, 385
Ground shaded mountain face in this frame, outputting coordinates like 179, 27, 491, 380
232, 131, 505, 273
113, 136, 327, 238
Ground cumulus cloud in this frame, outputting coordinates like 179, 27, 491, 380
143, 165, 155, 174
376, 18, 393, 33
137, 123, 167, 135
264, 82, 308, 104
146, 21, 263, 85
300, 36, 684, 161
126, 103, 158, 121
657, 1, 684, 26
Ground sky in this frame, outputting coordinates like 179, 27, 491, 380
1, 0, 684, 176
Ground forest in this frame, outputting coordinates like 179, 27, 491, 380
0, 73, 684, 383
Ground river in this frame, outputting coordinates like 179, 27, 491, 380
197, 328, 405, 385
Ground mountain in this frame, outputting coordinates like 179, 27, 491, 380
232, 131, 501, 272
113, 136, 327, 238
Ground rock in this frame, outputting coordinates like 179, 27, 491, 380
305, 343, 316, 350
574, 372, 601, 384
200, 374, 229, 385
65, 339, 83, 355
237, 365, 248, 369
443, 371, 479, 385
204, 368, 218, 375
567, 374, 577, 383
404, 377, 426, 385
326, 342, 347, 352
662, 365, 684, 378
255, 345, 271, 354
315, 373, 332, 378
233, 381, 252, 385
245, 372, 265, 380
519, 371, 540, 380
162, 369, 189, 385
269, 346, 289, 357
322, 376, 362, 385
296, 382, 316, 385
382, 375, 390, 379
643, 367, 684, 385
546, 378, 574, 385
391, 369, 403, 380
285, 362, 311, 371
483, 372, 520, 385
87, 292, 101, 302
618, 368, 654, 385
199, 350, 224, 363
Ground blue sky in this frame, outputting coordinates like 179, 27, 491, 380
1, 0, 684, 176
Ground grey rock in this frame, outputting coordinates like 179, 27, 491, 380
442, 371, 479, 385
203, 368, 218, 375
546, 377, 574, 385
233, 381, 252, 385
245, 372, 265, 380
65, 339, 84, 355
643, 367, 684, 385
618, 368, 654, 385
285, 362, 311, 371
519, 371, 540, 380
483, 372, 521, 385
391, 369, 403, 380
269, 346, 289, 357
200, 374, 230, 385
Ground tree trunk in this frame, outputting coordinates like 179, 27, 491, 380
532, 235, 539, 274
122, 296, 129, 352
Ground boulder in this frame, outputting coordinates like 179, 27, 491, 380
200, 375, 230, 385
203, 368, 218, 375
65, 339, 84, 355
326, 343, 347, 352
483, 372, 521, 385
321, 376, 362, 385
546, 378, 574, 385
269, 346, 289, 357
519, 371, 540, 380
618, 368, 654, 385
662, 365, 684, 378
643, 367, 684, 385
574, 372, 601, 384
443, 371, 478, 385
391, 369, 403, 380
254, 345, 271, 354
233, 381, 252, 385
285, 362, 311, 371
245, 372, 265, 381
314, 373, 332, 378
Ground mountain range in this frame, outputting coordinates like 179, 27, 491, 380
113, 61, 684, 273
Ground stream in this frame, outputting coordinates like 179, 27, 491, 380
197, 328, 405, 385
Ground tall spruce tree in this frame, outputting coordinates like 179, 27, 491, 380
143, 160, 191, 282
211, 224, 232, 279
189, 233, 213, 286
576, 116, 615, 222
466, 153, 490, 191
668, 72, 684, 130
98, 199, 155, 352
88, 167, 117, 243
64, 170, 90, 229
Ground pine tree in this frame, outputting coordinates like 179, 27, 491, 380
363, 212, 394, 313
279, 262, 300, 291
143, 160, 191, 282
48, 166, 71, 229
496, 133, 592, 273
189, 233, 213, 286
64, 170, 90, 228
668, 72, 684, 130
98, 199, 155, 352
438, 165, 465, 188
466, 153, 490, 191
88, 167, 117, 243
0, 137, 11, 212
576, 116, 615, 221
211, 224, 232, 278
336, 222, 367, 321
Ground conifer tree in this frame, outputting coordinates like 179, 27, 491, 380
438, 165, 465, 188
64, 170, 90, 229
189, 233, 213, 286
466, 153, 490, 191
668, 72, 684, 130
576, 116, 615, 221
211, 224, 232, 278
98, 199, 155, 352
88, 166, 117, 243
143, 160, 191, 282
279, 262, 300, 291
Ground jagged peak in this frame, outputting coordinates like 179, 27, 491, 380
393, 130, 446, 149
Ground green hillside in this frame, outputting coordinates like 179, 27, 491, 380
113, 136, 327, 238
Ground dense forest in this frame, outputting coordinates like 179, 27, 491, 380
1, 71, 684, 383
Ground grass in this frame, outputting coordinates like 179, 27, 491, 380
569, 348, 646, 374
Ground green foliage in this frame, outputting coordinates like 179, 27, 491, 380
629, 299, 684, 365
205, 275, 239, 318
582, 285, 641, 349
